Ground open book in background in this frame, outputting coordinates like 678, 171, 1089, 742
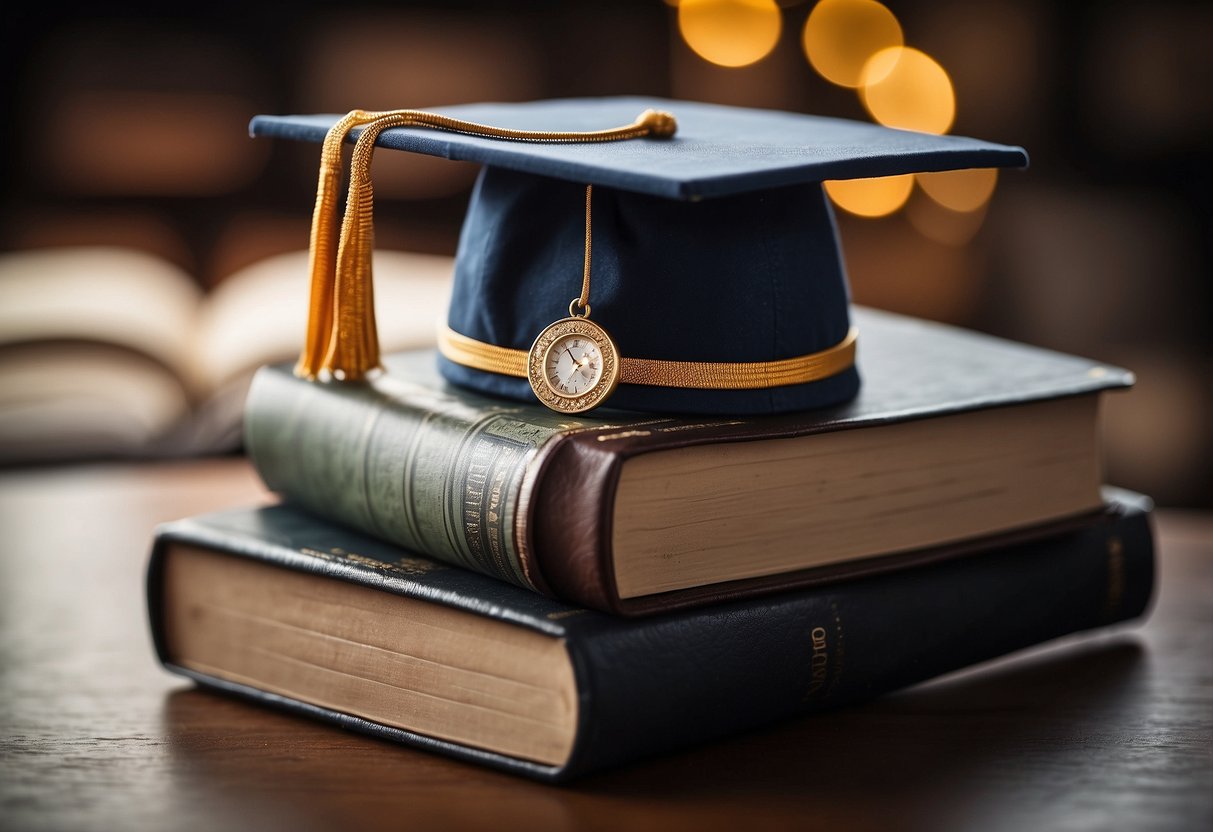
0, 247, 453, 463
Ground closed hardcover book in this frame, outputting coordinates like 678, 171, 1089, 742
245, 307, 1132, 614
147, 490, 1154, 782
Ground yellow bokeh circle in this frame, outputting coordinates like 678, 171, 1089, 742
861, 47, 955, 135
678, 0, 783, 68
803, 0, 903, 88
906, 190, 990, 246
916, 168, 998, 213
824, 174, 914, 218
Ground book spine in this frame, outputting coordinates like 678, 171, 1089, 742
562, 501, 1154, 777
244, 365, 570, 592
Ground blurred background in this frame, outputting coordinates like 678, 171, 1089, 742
0, 0, 1209, 506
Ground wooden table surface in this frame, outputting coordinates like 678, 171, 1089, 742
0, 459, 1209, 832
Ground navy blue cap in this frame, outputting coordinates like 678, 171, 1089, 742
251, 97, 1027, 415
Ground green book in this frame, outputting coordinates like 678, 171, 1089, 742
245, 307, 1131, 615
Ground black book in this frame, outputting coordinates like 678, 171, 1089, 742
146, 490, 1154, 782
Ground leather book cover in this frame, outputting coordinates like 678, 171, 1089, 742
245, 307, 1133, 614
147, 490, 1154, 781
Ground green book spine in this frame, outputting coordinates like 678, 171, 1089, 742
245, 357, 583, 592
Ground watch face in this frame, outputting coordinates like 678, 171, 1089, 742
546, 333, 604, 397
528, 317, 619, 413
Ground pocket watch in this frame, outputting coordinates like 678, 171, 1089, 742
527, 304, 620, 414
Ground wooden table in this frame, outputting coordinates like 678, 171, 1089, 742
1, 459, 1209, 832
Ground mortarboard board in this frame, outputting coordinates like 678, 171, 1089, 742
251, 97, 1027, 415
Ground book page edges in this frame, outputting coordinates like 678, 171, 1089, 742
160, 543, 578, 767
612, 395, 1102, 598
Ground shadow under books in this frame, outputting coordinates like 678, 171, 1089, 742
160, 638, 1146, 824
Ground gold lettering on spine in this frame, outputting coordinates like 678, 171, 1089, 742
803, 602, 846, 703
297, 547, 446, 577
462, 441, 493, 567
806, 625, 830, 699
485, 452, 515, 569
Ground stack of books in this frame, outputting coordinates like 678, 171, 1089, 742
146, 305, 1155, 782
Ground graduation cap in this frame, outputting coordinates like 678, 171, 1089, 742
250, 97, 1027, 415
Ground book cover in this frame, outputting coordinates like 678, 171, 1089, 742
246, 306, 1132, 614
147, 490, 1154, 782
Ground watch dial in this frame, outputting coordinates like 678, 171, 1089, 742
545, 334, 604, 397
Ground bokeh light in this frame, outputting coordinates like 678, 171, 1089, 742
802, 0, 903, 88
905, 190, 989, 246
824, 174, 914, 218
678, 0, 782, 68
917, 168, 998, 212
861, 47, 955, 134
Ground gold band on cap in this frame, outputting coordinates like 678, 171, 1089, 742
438, 326, 857, 391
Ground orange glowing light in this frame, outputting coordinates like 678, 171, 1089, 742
861, 47, 955, 135
803, 0, 903, 88
906, 190, 989, 246
824, 174, 914, 218
678, 0, 782, 68
916, 168, 998, 213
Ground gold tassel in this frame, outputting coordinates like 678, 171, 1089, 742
297, 107, 678, 382
321, 114, 398, 380
295, 109, 379, 379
